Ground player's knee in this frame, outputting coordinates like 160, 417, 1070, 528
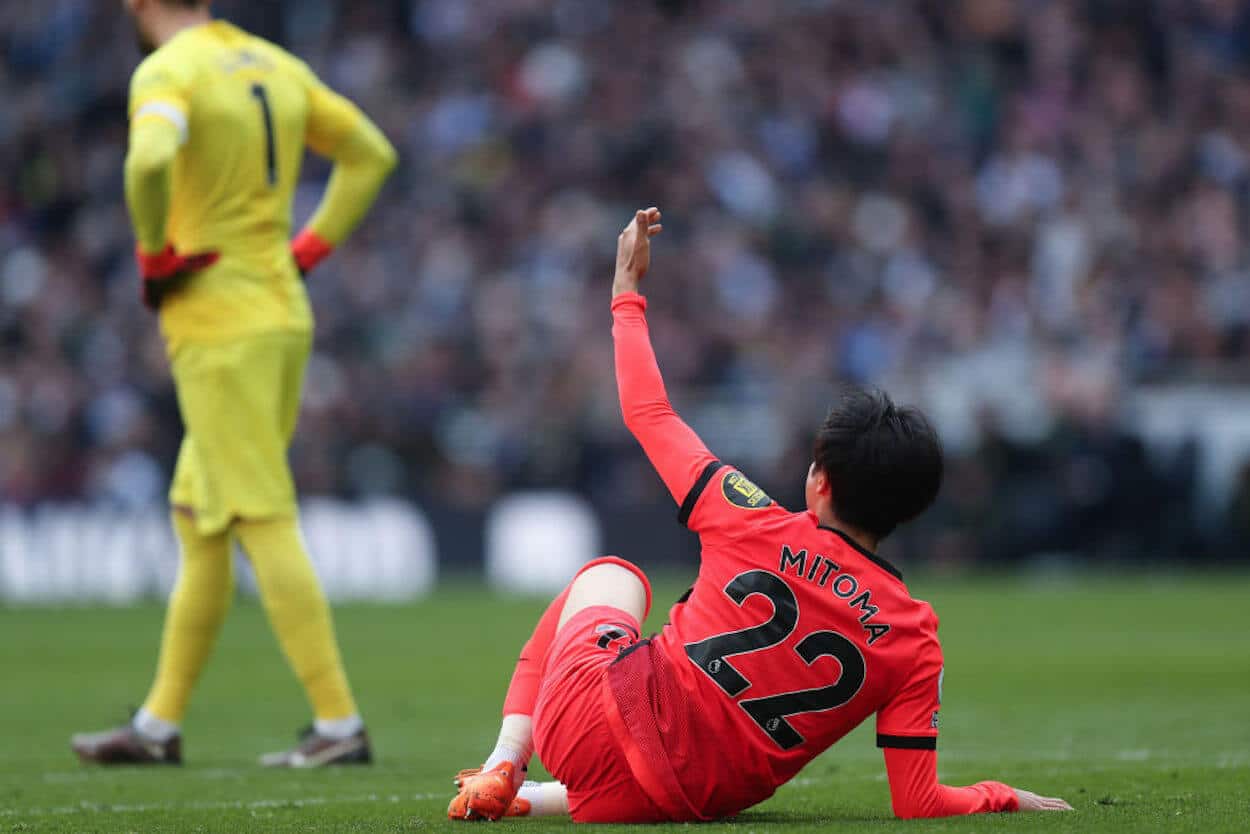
575, 562, 646, 594
560, 561, 650, 629
577, 557, 652, 616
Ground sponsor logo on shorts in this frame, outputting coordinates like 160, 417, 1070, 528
594, 623, 637, 650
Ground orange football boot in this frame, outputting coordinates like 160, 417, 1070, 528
448, 761, 521, 821
454, 767, 481, 789
505, 796, 532, 817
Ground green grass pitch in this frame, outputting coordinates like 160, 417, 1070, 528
2, 575, 1248, 833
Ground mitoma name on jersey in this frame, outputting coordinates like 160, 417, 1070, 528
778, 545, 892, 645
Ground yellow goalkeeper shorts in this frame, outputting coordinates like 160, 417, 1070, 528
168, 329, 312, 536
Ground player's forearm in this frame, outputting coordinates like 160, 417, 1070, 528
303, 119, 397, 245
883, 748, 1018, 819
612, 292, 718, 502
894, 781, 1018, 819
124, 119, 181, 252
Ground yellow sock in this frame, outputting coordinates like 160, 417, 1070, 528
143, 512, 234, 724
235, 516, 359, 721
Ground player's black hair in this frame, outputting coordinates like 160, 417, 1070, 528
813, 387, 943, 540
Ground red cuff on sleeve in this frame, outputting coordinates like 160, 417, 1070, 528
291, 229, 335, 275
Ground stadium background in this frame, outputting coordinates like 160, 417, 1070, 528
3, 3, 1250, 833
3, 0, 1250, 603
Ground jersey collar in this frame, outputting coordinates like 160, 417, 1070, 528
815, 521, 904, 582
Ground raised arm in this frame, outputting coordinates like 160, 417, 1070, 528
612, 209, 718, 504
291, 70, 398, 275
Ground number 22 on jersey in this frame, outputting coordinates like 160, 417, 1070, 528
684, 570, 867, 750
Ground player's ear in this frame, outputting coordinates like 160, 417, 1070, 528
815, 465, 832, 496
807, 462, 830, 495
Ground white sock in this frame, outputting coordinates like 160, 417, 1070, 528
482, 714, 533, 783
314, 714, 364, 740
132, 708, 179, 743
517, 781, 569, 817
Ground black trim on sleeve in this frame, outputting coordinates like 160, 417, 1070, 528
876, 734, 937, 750
677, 461, 724, 527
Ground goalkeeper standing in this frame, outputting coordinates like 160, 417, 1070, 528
72, 0, 396, 767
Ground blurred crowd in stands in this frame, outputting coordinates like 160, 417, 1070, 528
1, 0, 1248, 564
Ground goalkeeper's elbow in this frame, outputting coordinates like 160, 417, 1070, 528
362, 130, 398, 180
124, 143, 175, 184
377, 137, 397, 172
378, 138, 399, 175
125, 122, 179, 182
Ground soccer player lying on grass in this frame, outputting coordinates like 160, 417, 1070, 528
449, 209, 1073, 823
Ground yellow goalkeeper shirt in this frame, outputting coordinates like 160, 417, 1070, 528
126, 20, 396, 350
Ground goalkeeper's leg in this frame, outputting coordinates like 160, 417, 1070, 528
236, 515, 368, 764
71, 509, 232, 764
141, 509, 234, 730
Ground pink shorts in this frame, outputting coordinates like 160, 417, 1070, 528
532, 604, 667, 823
